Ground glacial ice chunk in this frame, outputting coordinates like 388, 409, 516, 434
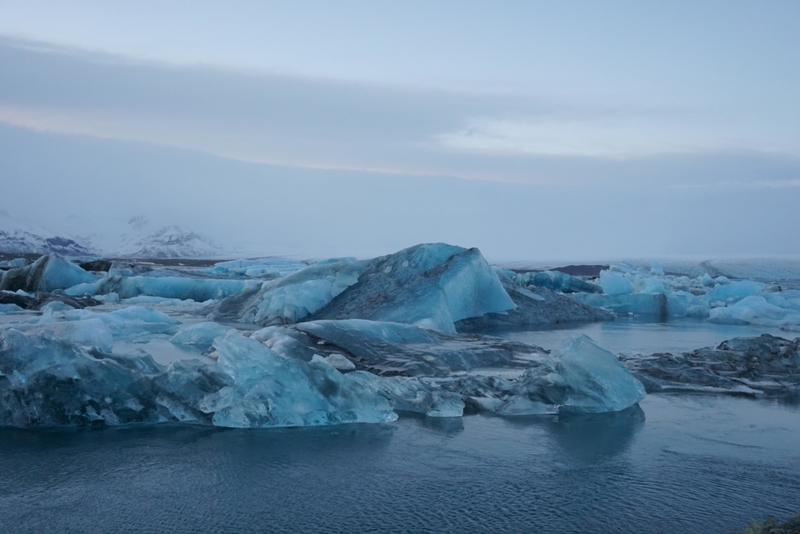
227, 258, 369, 325
205, 258, 307, 278
307, 244, 515, 332
599, 271, 634, 295
705, 281, 765, 304
708, 296, 800, 328
0, 254, 97, 293
170, 322, 234, 352
553, 335, 647, 413
200, 334, 397, 428
66, 275, 258, 301
347, 371, 465, 417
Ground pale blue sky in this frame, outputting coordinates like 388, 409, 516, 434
0, 1, 798, 260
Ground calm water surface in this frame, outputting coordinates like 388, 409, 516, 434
1, 394, 799, 534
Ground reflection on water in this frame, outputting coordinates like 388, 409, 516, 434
480, 316, 795, 354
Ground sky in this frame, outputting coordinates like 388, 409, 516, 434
0, 1, 799, 261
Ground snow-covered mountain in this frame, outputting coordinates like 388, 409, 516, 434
0, 210, 94, 256
0, 212, 223, 259
115, 224, 223, 259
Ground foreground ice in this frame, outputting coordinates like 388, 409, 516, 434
0, 327, 397, 428
253, 321, 646, 417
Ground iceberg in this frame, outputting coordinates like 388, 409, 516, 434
66, 275, 259, 302
622, 334, 800, 396
705, 280, 766, 304
204, 258, 307, 278
515, 270, 602, 294
709, 295, 800, 329
0, 254, 97, 293
307, 244, 515, 332
599, 271, 634, 295
0, 326, 397, 428
196, 334, 397, 428
221, 258, 368, 325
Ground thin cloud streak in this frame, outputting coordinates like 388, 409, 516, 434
1, 36, 795, 185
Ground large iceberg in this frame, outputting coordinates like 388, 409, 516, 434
306, 244, 515, 332
0, 254, 97, 293
0, 326, 397, 428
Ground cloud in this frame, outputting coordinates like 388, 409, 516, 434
2, 36, 797, 186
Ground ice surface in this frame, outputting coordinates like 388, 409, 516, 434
205, 258, 307, 278
170, 322, 234, 352
307, 244, 515, 332
552, 335, 647, 413
66, 275, 259, 302
708, 296, 800, 329
227, 258, 368, 325
0, 254, 97, 293
0, 326, 398, 428
705, 281, 766, 304
599, 271, 634, 295
622, 334, 800, 396
348, 371, 465, 417
290, 319, 548, 377
515, 270, 601, 294
0, 304, 22, 313
198, 334, 397, 428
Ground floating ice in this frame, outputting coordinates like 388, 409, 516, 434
0, 254, 97, 293
198, 334, 397, 428
348, 371, 465, 417
622, 334, 800, 396
599, 271, 634, 295
705, 280, 766, 304
552, 335, 647, 413
0, 304, 22, 313
0, 326, 398, 428
224, 258, 368, 325
709, 295, 800, 329
205, 258, 307, 278
307, 244, 515, 332
516, 270, 601, 294
66, 275, 259, 301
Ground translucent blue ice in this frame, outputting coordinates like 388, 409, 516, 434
705, 281, 766, 304
66, 275, 259, 301
0, 254, 97, 293
307, 244, 515, 332
552, 335, 647, 413
709, 295, 800, 329
198, 334, 398, 428
599, 271, 634, 295
205, 258, 307, 278
234, 258, 370, 324
170, 322, 234, 352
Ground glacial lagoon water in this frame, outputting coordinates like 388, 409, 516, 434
1, 319, 799, 533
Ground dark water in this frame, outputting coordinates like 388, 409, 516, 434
482, 316, 795, 355
2, 394, 799, 534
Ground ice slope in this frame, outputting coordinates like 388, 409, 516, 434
306, 243, 515, 332
219, 258, 369, 325
252, 321, 646, 416
0, 327, 397, 428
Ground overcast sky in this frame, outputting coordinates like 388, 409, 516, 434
0, 1, 798, 261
